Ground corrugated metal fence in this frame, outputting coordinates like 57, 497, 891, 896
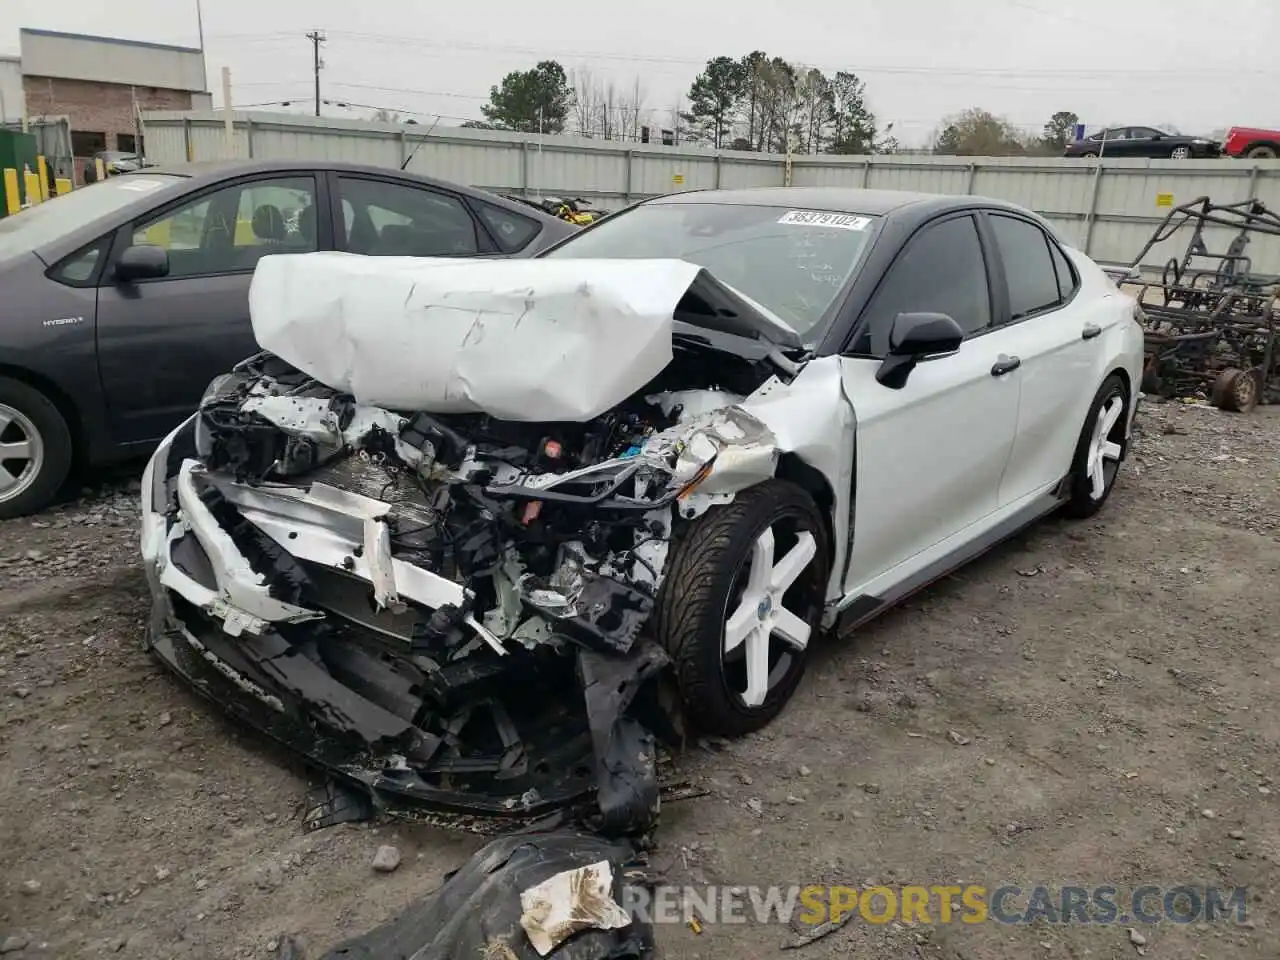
142, 110, 1280, 274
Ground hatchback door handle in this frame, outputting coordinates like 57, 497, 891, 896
1082, 323, 1102, 340
991, 355, 1021, 376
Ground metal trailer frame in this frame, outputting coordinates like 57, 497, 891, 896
1123, 196, 1280, 412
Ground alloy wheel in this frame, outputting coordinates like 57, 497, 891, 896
721, 521, 819, 708
0, 403, 45, 506
1086, 394, 1125, 500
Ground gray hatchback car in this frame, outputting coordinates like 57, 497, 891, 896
0, 159, 576, 519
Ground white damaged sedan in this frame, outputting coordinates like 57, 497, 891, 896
139, 187, 1144, 825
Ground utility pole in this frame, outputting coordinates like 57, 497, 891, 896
305, 30, 325, 117
222, 66, 234, 158
195, 0, 207, 94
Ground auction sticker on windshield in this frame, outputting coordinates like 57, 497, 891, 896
778, 210, 871, 230
116, 179, 167, 192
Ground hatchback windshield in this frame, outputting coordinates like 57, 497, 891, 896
0, 174, 183, 259
542, 201, 878, 342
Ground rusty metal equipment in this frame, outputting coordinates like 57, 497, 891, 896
1127, 196, 1280, 413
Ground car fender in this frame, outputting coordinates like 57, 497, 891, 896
0, 254, 113, 461
670, 356, 856, 606
1094, 289, 1146, 440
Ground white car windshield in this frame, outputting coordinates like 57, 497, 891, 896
542, 202, 878, 343
0, 174, 183, 259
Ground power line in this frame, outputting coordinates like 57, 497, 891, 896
326, 80, 488, 102
205, 28, 1277, 80
319, 29, 1278, 79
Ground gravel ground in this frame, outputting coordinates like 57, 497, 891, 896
1, 399, 1278, 959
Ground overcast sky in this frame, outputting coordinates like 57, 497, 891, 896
4, 0, 1277, 145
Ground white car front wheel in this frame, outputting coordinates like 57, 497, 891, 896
655, 480, 830, 736
1064, 374, 1129, 518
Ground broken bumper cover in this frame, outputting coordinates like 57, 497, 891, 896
140, 418, 668, 828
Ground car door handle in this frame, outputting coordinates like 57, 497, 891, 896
1082, 323, 1102, 340
991, 355, 1021, 376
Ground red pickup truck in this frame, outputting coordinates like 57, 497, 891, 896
1222, 127, 1280, 159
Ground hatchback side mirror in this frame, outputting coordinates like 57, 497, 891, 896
875, 312, 964, 388
114, 244, 170, 283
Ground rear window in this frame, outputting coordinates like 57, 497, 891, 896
474, 200, 541, 252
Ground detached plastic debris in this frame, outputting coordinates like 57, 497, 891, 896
318, 827, 655, 959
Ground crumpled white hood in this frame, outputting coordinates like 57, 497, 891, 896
249, 252, 704, 422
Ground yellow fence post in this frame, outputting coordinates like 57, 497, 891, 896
3, 169, 19, 215
95, 158, 106, 181
23, 169, 41, 206
55, 177, 72, 196
36, 156, 50, 200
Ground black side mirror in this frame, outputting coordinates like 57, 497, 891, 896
114, 244, 169, 283
875, 312, 965, 389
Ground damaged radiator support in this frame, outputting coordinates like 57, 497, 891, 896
143, 350, 779, 830
135, 252, 845, 959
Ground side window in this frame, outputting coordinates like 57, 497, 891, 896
337, 178, 479, 257
50, 237, 111, 287
129, 176, 317, 280
473, 200, 541, 253
234, 180, 318, 251
988, 215, 1062, 321
851, 215, 991, 357
1048, 240, 1077, 302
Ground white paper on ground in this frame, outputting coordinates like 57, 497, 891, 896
248, 252, 701, 421
518, 860, 632, 956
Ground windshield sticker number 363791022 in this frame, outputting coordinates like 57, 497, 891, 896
777, 210, 871, 230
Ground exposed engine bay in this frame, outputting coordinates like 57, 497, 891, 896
139, 251, 858, 838
143, 340, 787, 831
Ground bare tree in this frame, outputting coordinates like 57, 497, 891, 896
618, 76, 647, 142
571, 67, 598, 137
598, 79, 617, 140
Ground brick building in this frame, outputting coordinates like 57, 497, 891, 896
18, 28, 211, 166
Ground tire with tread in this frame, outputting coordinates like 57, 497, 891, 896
1210, 367, 1257, 413
1063, 374, 1129, 519
1245, 144, 1278, 159
653, 479, 829, 737
0, 376, 73, 521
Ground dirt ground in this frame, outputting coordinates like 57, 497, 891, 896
2, 398, 1278, 960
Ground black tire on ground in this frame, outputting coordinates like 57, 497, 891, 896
0, 376, 73, 521
1063, 373, 1130, 520
1245, 144, 1278, 159
1210, 366, 1258, 413
654, 479, 830, 737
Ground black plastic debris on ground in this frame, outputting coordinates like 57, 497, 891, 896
307, 826, 656, 960
301, 779, 376, 832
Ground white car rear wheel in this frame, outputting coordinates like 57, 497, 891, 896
1064, 374, 1129, 518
